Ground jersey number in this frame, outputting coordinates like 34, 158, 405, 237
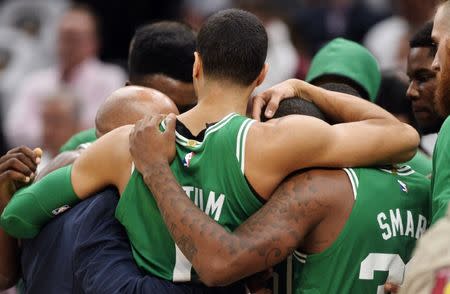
359, 253, 409, 294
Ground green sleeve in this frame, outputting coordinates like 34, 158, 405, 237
59, 128, 97, 153
404, 150, 432, 177
0, 165, 80, 238
431, 117, 450, 223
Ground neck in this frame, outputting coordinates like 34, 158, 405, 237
178, 79, 254, 135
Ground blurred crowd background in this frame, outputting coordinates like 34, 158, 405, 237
0, 0, 437, 163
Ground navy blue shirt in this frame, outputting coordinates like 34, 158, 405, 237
21, 188, 244, 294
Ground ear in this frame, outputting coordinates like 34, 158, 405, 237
255, 63, 269, 87
193, 52, 202, 79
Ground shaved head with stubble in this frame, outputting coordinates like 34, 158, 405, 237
95, 86, 179, 137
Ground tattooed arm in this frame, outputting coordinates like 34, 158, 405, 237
129, 114, 351, 286
141, 162, 348, 286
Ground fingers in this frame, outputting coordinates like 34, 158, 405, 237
0, 156, 34, 184
0, 153, 36, 174
164, 113, 177, 134
264, 95, 281, 119
0, 170, 31, 183
6, 146, 39, 165
252, 95, 266, 121
33, 148, 43, 164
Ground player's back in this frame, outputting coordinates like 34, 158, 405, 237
293, 166, 430, 293
115, 113, 263, 282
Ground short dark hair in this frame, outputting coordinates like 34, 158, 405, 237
313, 76, 369, 100
129, 21, 196, 83
197, 9, 268, 86
319, 82, 362, 98
410, 22, 435, 56
264, 82, 364, 123
263, 98, 326, 122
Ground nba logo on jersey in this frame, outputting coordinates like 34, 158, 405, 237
52, 205, 70, 216
183, 152, 195, 168
397, 180, 408, 193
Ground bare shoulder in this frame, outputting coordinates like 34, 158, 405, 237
245, 116, 334, 197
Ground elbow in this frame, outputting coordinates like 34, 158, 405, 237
198, 257, 236, 287
1, 208, 39, 239
397, 123, 420, 162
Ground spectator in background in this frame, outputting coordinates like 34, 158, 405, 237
364, 0, 439, 70
293, 0, 386, 54
0, 0, 69, 69
5, 4, 125, 148
237, 0, 299, 91
39, 91, 81, 171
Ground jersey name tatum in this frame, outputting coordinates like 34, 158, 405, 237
182, 186, 225, 221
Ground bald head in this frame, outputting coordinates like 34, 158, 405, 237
95, 86, 178, 137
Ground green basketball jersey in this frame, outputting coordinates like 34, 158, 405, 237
431, 116, 450, 223
293, 167, 430, 294
59, 128, 97, 152
115, 113, 263, 282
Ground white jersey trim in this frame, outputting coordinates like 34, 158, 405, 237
239, 120, 255, 174
173, 245, 192, 281
343, 168, 358, 200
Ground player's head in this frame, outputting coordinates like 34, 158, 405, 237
306, 38, 381, 102
128, 21, 197, 113
194, 9, 268, 93
263, 83, 362, 123
57, 4, 99, 72
432, 1, 450, 117
95, 86, 178, 137
407, 22, 444, 134
261, 98, 326, 122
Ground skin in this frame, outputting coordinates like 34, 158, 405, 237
7, 49, 419, 205
431, 2, 450, 117
2, 40, 419, 292
0, 147, 41, 290
0, 86, 178, 289
37, 86, 178, 180
95, 86, 179, 137
129, 116, 406, 293
129, 74, 197, 113
406, 47, 443, 134
1, 19, 196, 290
130, 118, 352, 285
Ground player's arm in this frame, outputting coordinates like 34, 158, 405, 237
35, 151, 81, 182
142, 163, 327, 286
255, 79, 419, 165
0, 126, 133, 239
0, 146, 40, 289
247, 81, 418, 196
129, 115, 329, 286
